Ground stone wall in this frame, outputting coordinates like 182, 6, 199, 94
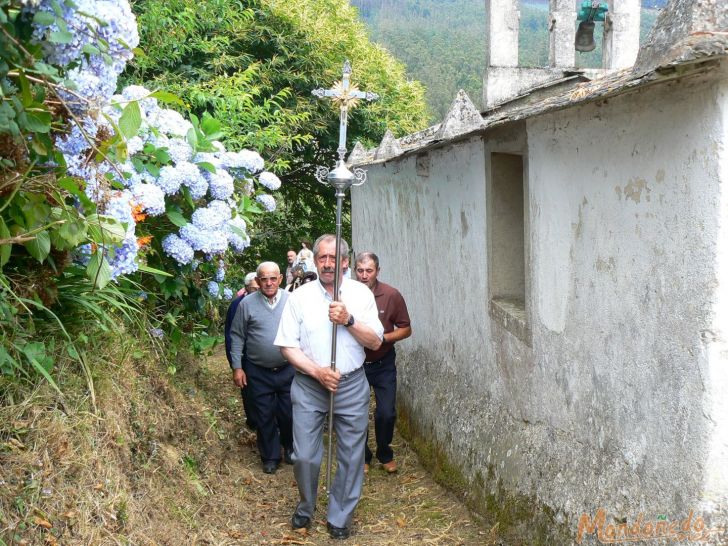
351, 65, 728, 539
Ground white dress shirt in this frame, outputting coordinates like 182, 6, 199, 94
274, 277, 384, 375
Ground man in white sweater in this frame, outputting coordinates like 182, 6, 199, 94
230, 261, 292, 474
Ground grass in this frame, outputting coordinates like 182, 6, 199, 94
1, 340, 490, 545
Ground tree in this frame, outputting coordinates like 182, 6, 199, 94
123, 0, 430, 268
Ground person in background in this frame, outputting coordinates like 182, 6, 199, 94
237, 272, 259, 298
225, 271, 260, 430
275, 235, 383, 540
355, 251, 412, 474
285, 249, 297, 286
230, 262, 293, 474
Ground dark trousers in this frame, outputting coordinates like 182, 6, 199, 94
363, 350, 397, 464
240, 384, 256, 429
246, 361, 294, 463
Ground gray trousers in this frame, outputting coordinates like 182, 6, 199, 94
290, 367, 369, 528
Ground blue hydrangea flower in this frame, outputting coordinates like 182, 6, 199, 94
258, 171, 282, 191
194, 152, 222, 169
227, 216, 249, 253
132, 183, 165, 216
149, 108, 192, 137
108, 232, 139, 279
207, 281, 220, 298
184, 172, 209, 200
166, 137, 193, 164
104, 191, 136, 233
179, 224, 228, 254
155, 164, 185, 195
161, 234, 194, 265
121, 85, 160, 118
223, 287, 233, 300
215, 267, 225, 282
222, 150, 264, 174
126, 136, 144, 157
56, 116, 98, 156
73, 243, 93, 266
148, 327, 165, 338
191, 200, 231, 231
206, 169, 234, 200
256, 194, 276, 212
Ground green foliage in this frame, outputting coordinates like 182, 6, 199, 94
0, 1, 132, 296
123, 0, 430, 267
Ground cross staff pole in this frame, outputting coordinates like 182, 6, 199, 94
312, 60, 378, 493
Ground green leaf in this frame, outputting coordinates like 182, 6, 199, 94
87, 214, 126, 245
137, 264, 172, 277
55, 218, 87, 248
25, 230, 51, 262
33, 11, 56, 25
0, 346, 19, 376
86, 251, 113, 289
186, 126, 198, 149
150, 90, 184, 106
0, 217, 11, 268
152, 148, 170, 164
21, 110, 52, 133
49, 30, 74, 44
30, 134, 50, 155
66, 343, 79, 360
18, 73, 32, 107
165, 210, 188, 227
81, 44, 100, 55
196, 161, 217, 173
58, 176, 83, 196
118, 100, 142, 139
200, 115, 221, 136
23, 342, 53, 371
22, 343, 61, 395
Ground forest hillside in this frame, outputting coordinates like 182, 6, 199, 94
352, 0, 666, 121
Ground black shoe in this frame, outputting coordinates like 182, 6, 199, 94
284, 448, 294, 465
327, 522, 350, 540
245, 419, 257, 431
291, 513, 311, 530
262, 460, 278, 474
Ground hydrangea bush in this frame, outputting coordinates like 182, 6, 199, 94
37, 0, 279, 290
1, 0, 282, 358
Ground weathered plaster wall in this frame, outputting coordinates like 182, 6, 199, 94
352, 66, 728, 538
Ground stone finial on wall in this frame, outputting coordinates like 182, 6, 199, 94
635, 0, 728, 73
374, 129, 402, 160
347, 141, 367, 165
435, 90, 485, 140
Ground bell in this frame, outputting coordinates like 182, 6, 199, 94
575, 20, 596, 52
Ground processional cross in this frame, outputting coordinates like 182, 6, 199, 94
312, 60, 378, 492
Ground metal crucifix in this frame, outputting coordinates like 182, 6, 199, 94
312, 60, 378, 493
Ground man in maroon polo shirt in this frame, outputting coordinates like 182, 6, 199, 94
355, 251, 412, 473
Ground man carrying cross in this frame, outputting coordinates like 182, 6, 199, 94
274, 235, 383, 539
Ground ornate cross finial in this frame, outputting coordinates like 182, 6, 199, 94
312, 60, 379, 162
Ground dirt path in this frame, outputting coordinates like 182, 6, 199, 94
186, 351, 490, 545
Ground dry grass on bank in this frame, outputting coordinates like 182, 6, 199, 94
1, 346, 495, 545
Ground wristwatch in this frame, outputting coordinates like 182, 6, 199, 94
345, 314, 355, 327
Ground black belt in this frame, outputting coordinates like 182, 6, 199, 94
253, 362, 289, 372
365, 349, 394, 365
